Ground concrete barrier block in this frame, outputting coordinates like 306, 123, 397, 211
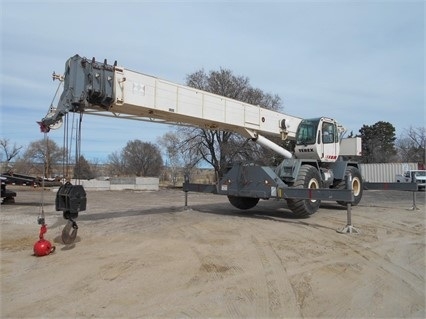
110, 177, 136, 185
70, 179, 110, 191
110, 184, 135, 191
67, 177, 159, 191
83, 180, 110, 191
134, 184, 159, 191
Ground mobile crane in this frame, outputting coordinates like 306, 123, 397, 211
39, 54, 363, 219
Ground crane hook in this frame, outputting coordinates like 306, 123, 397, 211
61, 219, 78, 245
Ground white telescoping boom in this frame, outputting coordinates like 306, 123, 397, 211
40, 55, 363, 218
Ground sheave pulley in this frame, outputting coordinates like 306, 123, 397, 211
55, 112, 87, 245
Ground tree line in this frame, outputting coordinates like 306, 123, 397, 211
1, 68, 425, 179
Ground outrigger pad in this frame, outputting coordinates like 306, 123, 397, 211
56, 182, 87, 218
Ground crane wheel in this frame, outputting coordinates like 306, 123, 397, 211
336, 166, 363, 206
286, 165, 321, 218
228, 196, 259, 210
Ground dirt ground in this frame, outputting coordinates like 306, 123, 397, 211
1, 186, 425, 318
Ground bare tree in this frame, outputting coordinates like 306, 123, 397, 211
107, 150, 126, 176
108, 140, 163, 177
158, 132, 183, 185
11, 158, 33, 175
184, 68, 283, 177
158, 131, 201, 185
22, 138, 65, 178
123, 140, 163, 176
88, 157, 102, 178
0, 138, 22, 171
396, 126, 426, 164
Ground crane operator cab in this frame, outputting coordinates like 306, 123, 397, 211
294, 117, 340, 162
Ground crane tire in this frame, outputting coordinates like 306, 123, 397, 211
336, 166, 363, 206
228, 196, 259, 210
286, 165, 321, 218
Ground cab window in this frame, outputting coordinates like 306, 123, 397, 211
322, 122, 335, 144
296, 119, 320, 145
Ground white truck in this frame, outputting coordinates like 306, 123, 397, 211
396, 170, 426, 190
39, 54, 363, 220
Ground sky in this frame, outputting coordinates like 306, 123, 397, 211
1, 0, 424, 163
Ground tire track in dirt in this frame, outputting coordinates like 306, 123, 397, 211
320, 211, 425, 291
177, 215, 305, 318
325, 212, 424, 238
249, 232, 301, 317
3, 189, 424, 318
281, 217, 425, 317
285, 217, 424, 293
181, 221, 247, 318
246, 209, 425, 317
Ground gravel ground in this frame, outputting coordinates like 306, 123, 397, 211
1, 186, 425, 318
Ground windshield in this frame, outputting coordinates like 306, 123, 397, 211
414, 171, 426, 177
296, 119, 320, 145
